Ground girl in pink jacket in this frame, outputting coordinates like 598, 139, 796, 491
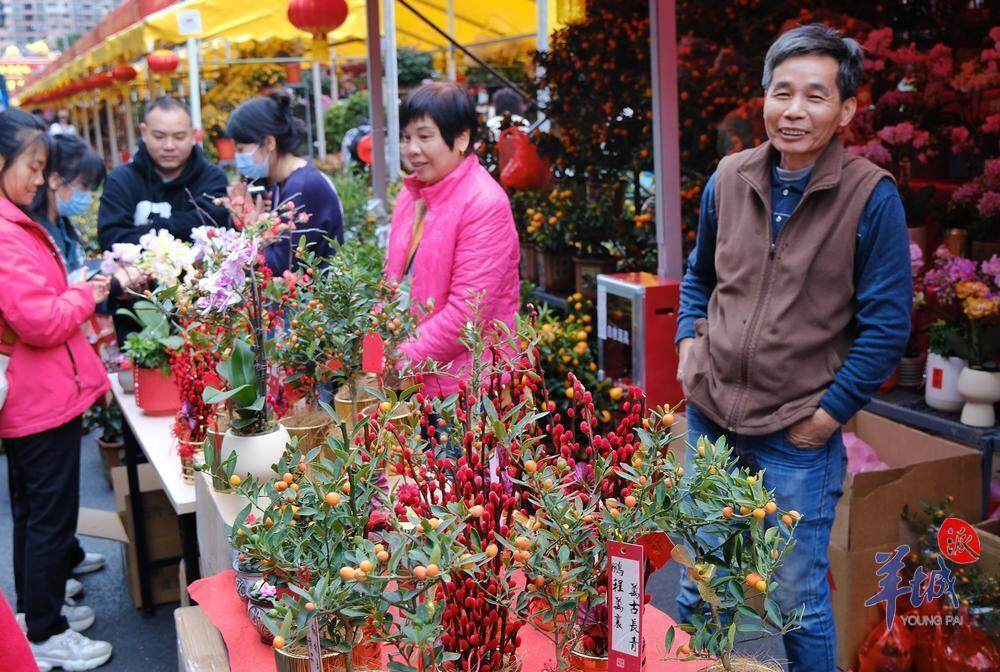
384, 83, 520, 398
0, 109, 113, 670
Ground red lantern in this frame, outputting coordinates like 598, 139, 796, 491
112, 64, 138, 82
147, 49, 179, 74
93, 72, 114, 89
287, 0, 348, 59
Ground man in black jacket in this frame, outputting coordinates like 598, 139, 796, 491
98, 96, 228, 248
99, 96, 229, 342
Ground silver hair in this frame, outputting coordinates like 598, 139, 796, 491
761, 23, 864, 100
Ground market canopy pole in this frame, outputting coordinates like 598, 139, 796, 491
92, 97, 105, 160
366, 0, 388, 205
106, 96, 120, 166
650, 0, 683, 280
446, 0, 456, 81
186, 38, 203, 136
383, 0, 401, 181
124, 93, 137, 157
535, 0, 549, 130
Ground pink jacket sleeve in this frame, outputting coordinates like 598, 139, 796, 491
400, 198, 515, 366
0, 239, 95, 349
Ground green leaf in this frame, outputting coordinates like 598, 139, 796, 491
663, 625, 675, 655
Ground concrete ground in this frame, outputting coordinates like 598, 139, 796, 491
1, 430, 788, 671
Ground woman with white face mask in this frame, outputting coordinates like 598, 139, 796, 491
226, 91, 344, 275
30, 134, 105, 282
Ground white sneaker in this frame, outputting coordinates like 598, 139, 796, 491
72, 553, 105, 575
30, 629, 112, 671
66, 578, 83, 600
17, 605, 95, 633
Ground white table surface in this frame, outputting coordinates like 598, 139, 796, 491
109, 373, 196, 515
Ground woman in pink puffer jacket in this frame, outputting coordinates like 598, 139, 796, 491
384, 83, 520, 397
0, 110, 113, 669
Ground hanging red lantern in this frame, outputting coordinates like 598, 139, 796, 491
287, 0, 348, 59
112, 64, 138, 82
147, 49, 180, 74
93, 72, 114, 89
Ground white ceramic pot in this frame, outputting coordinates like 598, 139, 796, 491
221, 424, 291, 481
925, 353, 968, 412
956, 367, 1000, 427
117, 368, 134, 393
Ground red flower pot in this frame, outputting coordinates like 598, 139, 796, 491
134, 367, 180, 415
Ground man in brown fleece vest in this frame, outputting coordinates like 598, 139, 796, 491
675, 24, 912, 671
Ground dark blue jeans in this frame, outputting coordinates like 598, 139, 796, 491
678, 404, 846, 672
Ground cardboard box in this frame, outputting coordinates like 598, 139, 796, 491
829, 541, 900, 672
112, 464, 183, 560
175, 606, 230, 671
974, 518, 1000, 577
833, 411, 982, 551
110, 464, 183, 608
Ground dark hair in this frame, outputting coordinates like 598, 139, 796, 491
226, 92, 305, 155
30, 134, 105, 219
47, 134, 105, 189
400, 82, 477, 154
492, 87, 525, 118
143, 96, 191, 123
762, 23, 864, 100
0, 109, 46, 176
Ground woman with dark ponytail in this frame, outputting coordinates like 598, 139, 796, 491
227, 92, 344, 274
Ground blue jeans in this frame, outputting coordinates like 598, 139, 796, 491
678, 404, 846, 672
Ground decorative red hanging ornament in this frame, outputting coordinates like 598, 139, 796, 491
497, 126, 552, 191
111, 64, 138, 82
92, 72, 114, 89
147, 49, 180, 74
286, 0, 349, 61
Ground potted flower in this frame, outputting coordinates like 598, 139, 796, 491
83, 398, 124, 486
924, 247, 1000, 424
952, 276, 1000, 426
203, 338, 290, 481
119, 299, 183, 415
924, 320, 968, 412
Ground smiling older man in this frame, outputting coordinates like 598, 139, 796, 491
674, 24, 912, 671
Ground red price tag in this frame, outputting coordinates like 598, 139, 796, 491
608, 542, 644, 672
931, 367, 943, 390
937, 517, 981, 564
361, 332, 385, 374
636, 532, 674, 571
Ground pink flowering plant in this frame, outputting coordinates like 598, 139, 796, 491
922, 246, 1000, 370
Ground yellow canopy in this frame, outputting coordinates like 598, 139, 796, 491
22, 0, 562, 100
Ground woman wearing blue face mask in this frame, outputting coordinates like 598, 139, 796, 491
30, 134, 105, 281
226, 91, 344, 275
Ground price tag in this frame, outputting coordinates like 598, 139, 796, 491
307, 617, 323, 672
361, 332, 385, 374
608, 541, 644, 672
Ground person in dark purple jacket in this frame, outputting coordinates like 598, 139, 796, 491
226, 92, 344, 274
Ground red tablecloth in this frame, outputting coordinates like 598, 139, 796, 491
189, 570, 705, 672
